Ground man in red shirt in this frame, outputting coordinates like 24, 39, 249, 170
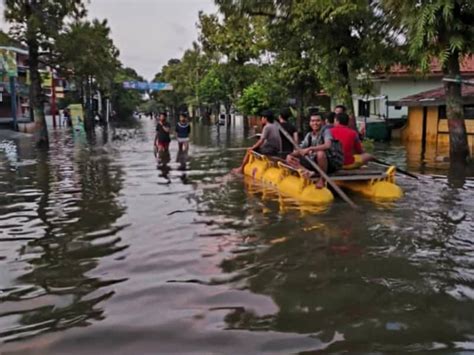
331, 113, 373, 168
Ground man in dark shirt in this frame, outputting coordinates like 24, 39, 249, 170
155, 112, 171, 152
278, 107, 298, 156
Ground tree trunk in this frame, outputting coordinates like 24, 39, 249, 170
27, 30, 48, 148
339, 61, 357, 130
84, 76, 94, 133
444, 53, 470, 161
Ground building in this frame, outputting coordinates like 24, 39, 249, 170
0, 46, 30, 125
388, 84, 474, 157
353, 57, 474, 121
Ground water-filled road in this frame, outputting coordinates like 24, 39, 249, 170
1, 119, 473, 353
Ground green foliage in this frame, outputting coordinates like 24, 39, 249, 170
382, 0, 474, 70
0, 30, 22, 47
237, 70, 287, 115
112, 67, 144, 121
4, 0, 86, 53
55, 19, 120, 91
197, 67, 228, 105
237, 82, 269, 116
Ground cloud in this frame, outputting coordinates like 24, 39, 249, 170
0, 0, 216, 80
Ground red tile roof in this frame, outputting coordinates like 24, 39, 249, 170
389, 84, 474, 106
386, 57, 474, 76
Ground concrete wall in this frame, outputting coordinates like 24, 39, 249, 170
379, 77, 442, 119
352, 77, 443, 119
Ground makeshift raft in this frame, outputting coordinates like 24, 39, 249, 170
243, 151, 403, 204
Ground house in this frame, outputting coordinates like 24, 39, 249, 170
353, 57, 474, 121
388, 84, 474, 156
0, 46, 30, 125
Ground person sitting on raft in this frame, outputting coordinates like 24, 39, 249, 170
325, 111, 336, 129
331, 112, 373, 169
232, 110, 282, 174
286, 113, 336, 188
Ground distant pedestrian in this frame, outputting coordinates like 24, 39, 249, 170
63, 108, 72, 127
155, 112, 171, 153
175, 112, 191, 151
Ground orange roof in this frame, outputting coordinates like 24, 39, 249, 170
385, 57, 474, 76
388, 84, 474, 107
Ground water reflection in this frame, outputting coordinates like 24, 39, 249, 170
0, 120, 473, 353
0, 131, 128, 343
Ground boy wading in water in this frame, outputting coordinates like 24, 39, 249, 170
232, 110, 282, 174
286, 113, 336, 188
155, 112, 171, 153
176, 113, 191, 151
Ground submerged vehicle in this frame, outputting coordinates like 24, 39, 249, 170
243, 151, 403, 204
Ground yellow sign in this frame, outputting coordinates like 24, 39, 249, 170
0, 48, 17, 77
68, 104, 84, 131
40, 71, 52, 87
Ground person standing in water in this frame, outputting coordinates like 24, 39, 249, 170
175, 112, 191, 151
155, 112, 171, 153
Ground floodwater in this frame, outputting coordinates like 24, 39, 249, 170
0, 118, 473, 354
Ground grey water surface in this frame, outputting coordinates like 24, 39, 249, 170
1, 119, 473, 354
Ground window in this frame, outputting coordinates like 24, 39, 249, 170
438, 105, 446, 119
358, 100, 370, 117
464, 105, 474, 119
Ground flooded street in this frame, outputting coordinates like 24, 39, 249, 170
1, 119, 474, 353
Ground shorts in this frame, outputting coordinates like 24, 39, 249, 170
177, 137, 189, 144
343, 154, 363, 170
254, 146, 279, 156
299, 152, 337, 174
157, 141, 170, 150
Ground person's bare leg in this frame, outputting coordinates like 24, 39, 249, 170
315, 151, 328, 189
232, 150, 251, 174
286, 154, 302, 169
361, 153, 373, 165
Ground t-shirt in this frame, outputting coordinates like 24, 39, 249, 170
261, 122, 282, 153
330, 125, 363, 165
156, 121, 171, 143
175, 122, 191, 138
279, 121, 297, 152
300, 128, 333, 161
300, 128, 333, 149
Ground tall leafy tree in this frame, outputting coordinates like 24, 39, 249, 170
3, 0, 86, 147
215, 0, 399, 115
55, 19, 120, 131
383, 0, 472, 161
198, 10, 267, 108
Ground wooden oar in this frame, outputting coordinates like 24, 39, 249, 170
372, 158, 419, 179
277, 123, 358, 209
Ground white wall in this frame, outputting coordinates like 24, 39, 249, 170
379, 77, 442, 119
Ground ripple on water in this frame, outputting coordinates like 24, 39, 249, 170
0, 120, 474, 353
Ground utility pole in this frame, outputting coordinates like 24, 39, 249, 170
51, 76, 57, 128
9, 76, 18, 131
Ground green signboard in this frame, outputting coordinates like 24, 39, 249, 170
0, 48, 18, 77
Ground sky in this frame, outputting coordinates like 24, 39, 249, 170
0, 0, 216, 80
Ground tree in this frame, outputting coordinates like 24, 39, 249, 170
111, 66, 145, 122
152, 44, 212, 120
198, 10, 267, 109
383, 0, 472, 161
215, 0, 399, 115
197, 64, 235, 116
55, 19, 120, 132
3, 0, 86, 148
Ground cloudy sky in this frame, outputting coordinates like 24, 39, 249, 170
0, 0, 216, 80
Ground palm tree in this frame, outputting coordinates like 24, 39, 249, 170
383, 0, 473, 161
